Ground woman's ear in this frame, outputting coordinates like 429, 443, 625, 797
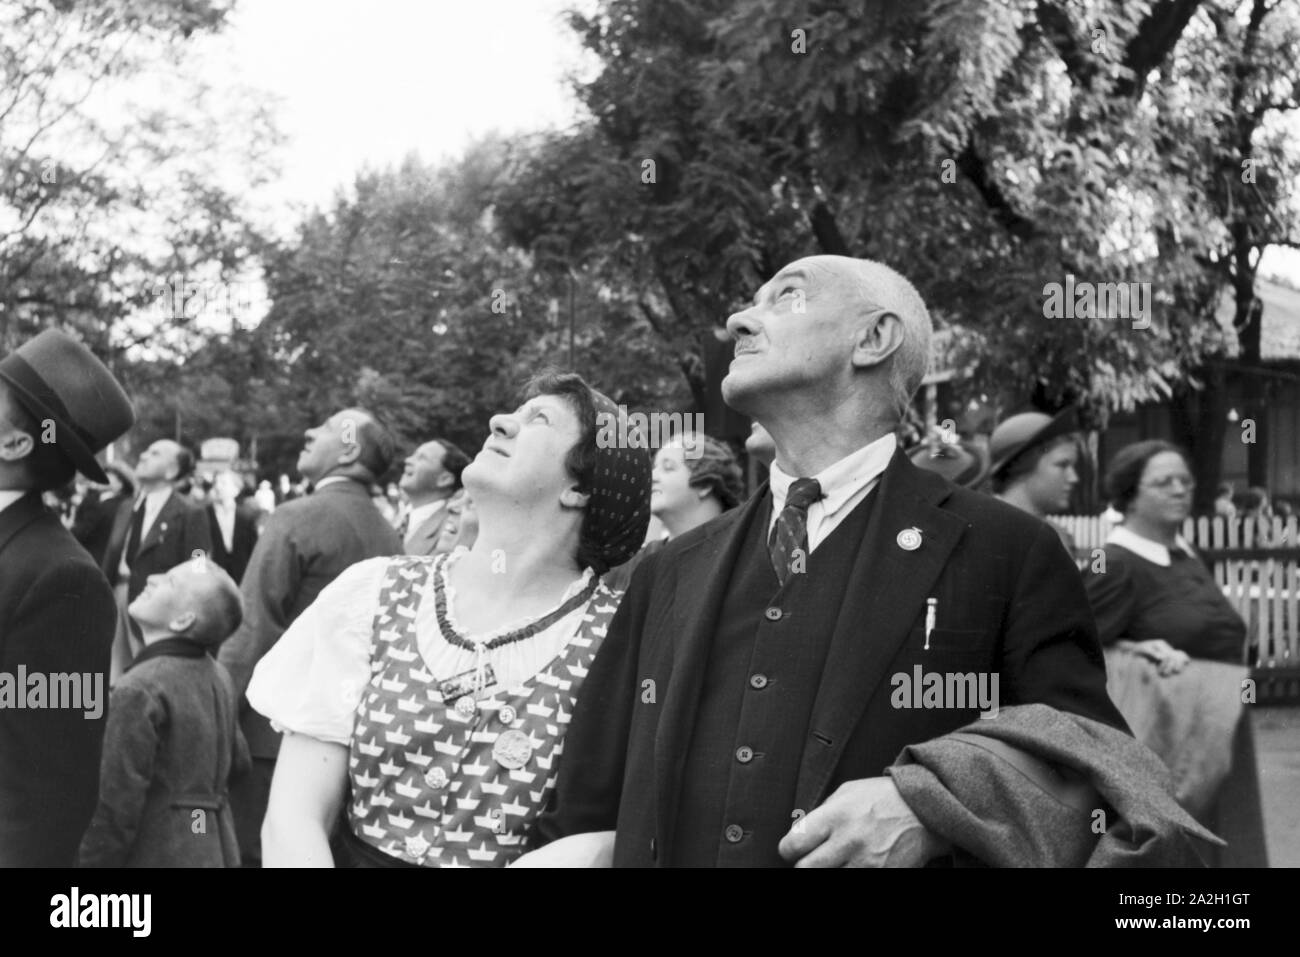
559, 486, 591, 510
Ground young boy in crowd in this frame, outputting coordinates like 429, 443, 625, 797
79, 557, 248, 867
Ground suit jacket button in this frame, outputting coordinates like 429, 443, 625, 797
764, 607, 782, 622
724, 824, 744, 844
749, 674, 768, 689
649, 837, 657, 860
736, 746, 754, 764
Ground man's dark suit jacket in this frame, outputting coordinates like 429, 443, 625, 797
403, 502, 449, 557
207, 503, 259, 583
217, 479, 402, 758
537, 450, 1127, 866
102, 489, 214, 604
0, 492, 118, 866
72, 490, 128, 567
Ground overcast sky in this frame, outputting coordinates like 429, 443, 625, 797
215, 0, 590, 219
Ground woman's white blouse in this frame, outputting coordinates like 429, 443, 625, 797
246, 549, 597, 747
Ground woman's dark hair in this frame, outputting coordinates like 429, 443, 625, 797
990, 434, 1078, 495
518, 371, 604, 572
683, 435, 745, 510
1104, 439, 1188, 513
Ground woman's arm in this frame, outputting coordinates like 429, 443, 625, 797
261, 732, 348, 867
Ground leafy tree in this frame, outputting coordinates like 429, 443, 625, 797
244, 139, 685, 480
0, 0, 278, 371
497, 0, 1300, 507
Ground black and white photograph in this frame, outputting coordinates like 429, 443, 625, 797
0, 0, 1296, 933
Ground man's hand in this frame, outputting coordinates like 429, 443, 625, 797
777, 777, 950, 868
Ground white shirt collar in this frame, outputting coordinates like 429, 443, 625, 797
314, 476, 350, 491
0, 490, 26, 515
769, 433, 897, 518
1107, 524, 1196, 567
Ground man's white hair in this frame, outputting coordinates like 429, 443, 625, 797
845, 259, 933, 420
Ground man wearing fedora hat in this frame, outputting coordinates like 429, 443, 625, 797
0, 329, 135, 866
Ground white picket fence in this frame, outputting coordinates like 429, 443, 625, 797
1051, 514, 1300, 670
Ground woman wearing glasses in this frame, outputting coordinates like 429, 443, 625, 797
1084, 440, 1244, 670
1083, 440, 1263, 864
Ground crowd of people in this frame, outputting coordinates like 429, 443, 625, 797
0, 254, 1268, 868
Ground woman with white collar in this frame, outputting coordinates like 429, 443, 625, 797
1084, 440, 1246, 672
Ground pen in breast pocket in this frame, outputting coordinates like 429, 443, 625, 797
924, 597, 937, 650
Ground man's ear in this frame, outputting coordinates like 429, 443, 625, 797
560, 485, 591, 510
0, 427, 34, 463
337, 443, 362, 467
851, 310, 905, 370
167, 610, 198, 635
437, 471, 455, 489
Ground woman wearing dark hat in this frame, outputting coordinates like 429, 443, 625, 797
247, 372, 651, 867
987, 408, 1082, 554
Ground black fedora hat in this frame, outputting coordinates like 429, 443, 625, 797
988, 407, 1080, 478
0, 330, 135, 484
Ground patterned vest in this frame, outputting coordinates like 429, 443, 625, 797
347, 555, 620, 867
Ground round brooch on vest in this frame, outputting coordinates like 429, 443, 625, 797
896, 527, 923, 551
498, 704, 517, 725
405, 833, 431, 860
454, 695, 477, 718
424, 766, 449, 790
492, 729, 533, 770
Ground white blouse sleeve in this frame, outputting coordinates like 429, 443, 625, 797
245, 556, 391, 747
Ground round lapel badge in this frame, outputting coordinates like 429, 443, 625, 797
454, 695, 477, 719
896, 527, 923, 551
492, 728, 533, 770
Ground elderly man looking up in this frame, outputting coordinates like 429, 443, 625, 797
218, 407, 401, 865
530, 256, 1210, 869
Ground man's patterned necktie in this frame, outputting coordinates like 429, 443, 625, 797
768, 477, 823, 587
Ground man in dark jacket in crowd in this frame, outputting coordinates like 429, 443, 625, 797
0, 329, 134, 867
207, 469, 259, 583
72, 463, 134, 567
103, 439, 213, 606
218, 407, 401, 864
